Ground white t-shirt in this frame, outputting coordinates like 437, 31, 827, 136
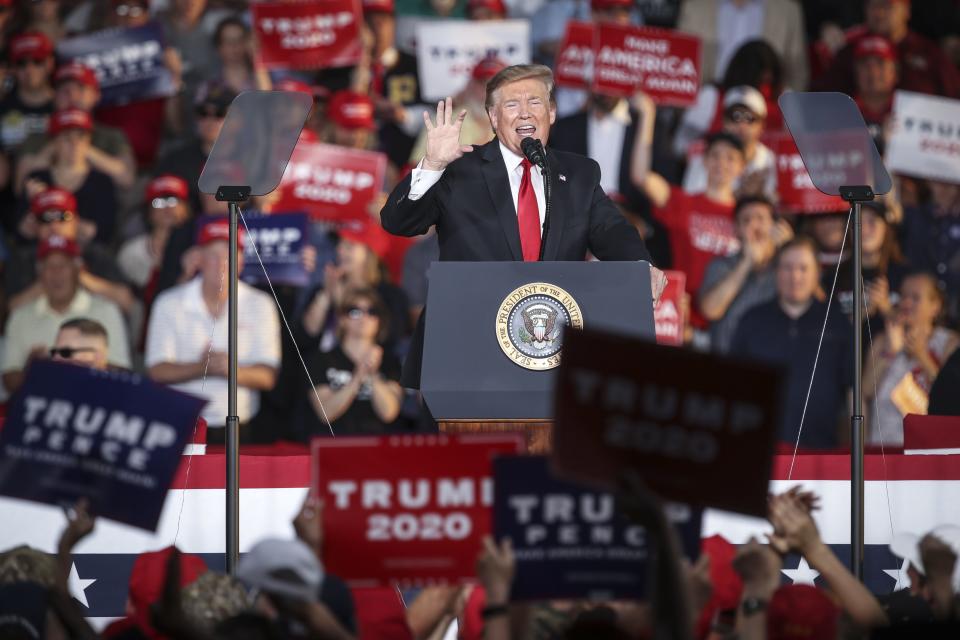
145, 277, 281, 426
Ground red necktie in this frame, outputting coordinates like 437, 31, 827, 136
517, 159, 541, 261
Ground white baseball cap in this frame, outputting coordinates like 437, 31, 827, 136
236, 538, 324, 603
723, 85, 768, 118
890, 525, 960, 590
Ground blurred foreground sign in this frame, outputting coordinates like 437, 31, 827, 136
313, 434, 524, 587
552, 329, 783, 517
494, 455, 701, 600
886, 91, 960, 185
0, 361, 205, 530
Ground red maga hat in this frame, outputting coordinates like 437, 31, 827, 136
54, 62, 99, 90
467, 0, 506, 15
361, 0, 394, 13
328, 90, 376, 130
31, 187, 77, 217
197, 218, 246, 248
472, 56, 508, 82
9, 31, 54, 62
855, 35, 897, 62
48, 109, 94, 136
37, 235, 81, 260
767, 585, 839, 640
591, 0, 634, 9
145, 174, 189, 202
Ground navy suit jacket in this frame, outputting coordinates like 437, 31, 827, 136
380, 138, 651, 387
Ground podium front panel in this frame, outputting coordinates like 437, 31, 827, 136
421, 261, 654, 420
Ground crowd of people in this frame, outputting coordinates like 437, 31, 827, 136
0, 0, 959, 637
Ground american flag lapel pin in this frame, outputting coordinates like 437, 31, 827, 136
558, 174, 567, 182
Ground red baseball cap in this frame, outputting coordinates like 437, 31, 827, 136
31, 187, 77, 217
128, 547, 207, 637
767, 585, 839, 640
472, 56, 508, 82
467, 0, 506, 16
696, 535, 743, 638
54, 62, 100, 90
591, 0, 633, 9
197, 218, 246, 248
328, 90, 376, 130
361, 0, 394, 13
9, 31, 54, 63
48, 109, 94, 136
37, 235, 81, 260
145, 174, 189, 202
855, 35, 897, 62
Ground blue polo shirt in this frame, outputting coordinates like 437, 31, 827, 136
730, 299, 853, 449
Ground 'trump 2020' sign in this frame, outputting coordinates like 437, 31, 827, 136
0, 361, 206, 530
313, 434, 524, 587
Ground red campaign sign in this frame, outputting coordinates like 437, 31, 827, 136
772, 134, 848, 214
654, 270, 685, 347
274, 142, 386, 224
252, 0, 362, 71
554, 21, 594, 89
313, 434, 525, 587
592, 24, 701, 106
552, 328, 784, 517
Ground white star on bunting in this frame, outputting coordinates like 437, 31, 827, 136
68, 562, 96, 608
884, 559, 911, 591
782, 557, 820, 585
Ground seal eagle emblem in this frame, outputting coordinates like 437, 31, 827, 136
496, 282, 583, 370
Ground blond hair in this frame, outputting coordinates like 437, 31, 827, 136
484, 64, 555, 111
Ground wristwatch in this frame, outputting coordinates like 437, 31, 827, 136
740, 597, 768, 617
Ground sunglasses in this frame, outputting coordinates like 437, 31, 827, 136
151, 196, 181, 209
725, 110, 760, 124
49, 346, 97, 359
195, 106, 228, 119
16, 58, 48, 69
114, 3, 146, 16
39, 210, 74, 223
346, 306, 379, 319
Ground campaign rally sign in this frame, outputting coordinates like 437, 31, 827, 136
0, 360, 206, 531
654, 270, 685, 346
236, 212, 310, 287
275, 142, 386, 224
592, 24, 701, 106
494, 455, 702, 600
252, 0, 362, 70
773, 133, 848, 214
552, 328, 784, 517
56, 22, 175, 107
554, 21, 594, 89
886, 91, 960, 185
416, 20, 530, 101
313, 434, 524, 587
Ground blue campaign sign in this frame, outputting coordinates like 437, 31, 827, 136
241, 212, 310, 287
493, 455, 702, 601
0, 361, 206, 531
57, 22, 176, 107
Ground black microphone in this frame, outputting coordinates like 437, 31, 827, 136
520, 136, 546, 169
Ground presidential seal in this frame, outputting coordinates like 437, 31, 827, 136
496, 282, 583, 370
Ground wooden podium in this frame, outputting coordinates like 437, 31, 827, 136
438, 420, 553, 453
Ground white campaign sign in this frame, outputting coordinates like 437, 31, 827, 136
886, 90, 960, 184
416, 19, 530, 101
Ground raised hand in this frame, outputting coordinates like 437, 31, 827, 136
422, 97, 474, 171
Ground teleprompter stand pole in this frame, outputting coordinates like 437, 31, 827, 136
840, 184, 874, 582
215, 185, 251, 575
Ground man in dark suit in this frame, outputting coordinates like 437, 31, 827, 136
380, 64, 665, 387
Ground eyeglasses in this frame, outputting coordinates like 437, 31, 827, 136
114, 3, 146, 17
39, 210, 74, 223
725, 110, 760, 124
346, 306, 379, 319
16, 58, 48, 69
49, 346, 97, 359
195, 106, 228, 119
151, 197, 180, 209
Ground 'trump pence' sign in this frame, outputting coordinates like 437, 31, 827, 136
552, 329, 784, 517
0, 361, 206, 530
886, 91, 960, 185
494, 455, 702, 600
313, 434, 524, 587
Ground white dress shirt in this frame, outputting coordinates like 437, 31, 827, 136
587, 99, 631, 196
409, 141, 546, 230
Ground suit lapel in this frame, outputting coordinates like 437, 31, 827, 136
481, 139, 523, 261
541, 150, 568, 261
